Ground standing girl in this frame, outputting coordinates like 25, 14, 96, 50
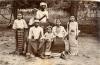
67, 16, 79, 56
12, 13, 28, 55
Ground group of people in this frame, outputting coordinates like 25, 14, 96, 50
12, 2, 80, 59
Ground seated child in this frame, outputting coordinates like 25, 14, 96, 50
40, 26, 54, 58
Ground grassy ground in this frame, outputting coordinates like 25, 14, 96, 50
0, 29, 100, 65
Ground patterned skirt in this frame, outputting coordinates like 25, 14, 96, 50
15, 29, 25, 54
69, 32, 78, 55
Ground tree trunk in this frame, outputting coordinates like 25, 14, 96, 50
12, 0, 17, 19
70, 1, 78, 17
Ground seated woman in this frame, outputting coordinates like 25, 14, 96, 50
52, 19, 68, 53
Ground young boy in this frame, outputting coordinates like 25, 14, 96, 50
28, 8, 37, 27
40, 26, 54, 58
12, 13, 28, 55
27, 20, 44, 58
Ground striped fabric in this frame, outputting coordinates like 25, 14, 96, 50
16, 29, 25, 54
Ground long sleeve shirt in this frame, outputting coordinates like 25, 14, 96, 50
36, 10, 48, 23
28, 26, 43, 39
52, 26, 67, 38
12, 19, 28, 29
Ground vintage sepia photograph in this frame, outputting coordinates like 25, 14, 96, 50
0, 0, 100, 65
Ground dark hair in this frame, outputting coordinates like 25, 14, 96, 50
17, 12, 23, 19
56, 19, 61, 23
47, 26, 52, 29
69, 16, 77, 22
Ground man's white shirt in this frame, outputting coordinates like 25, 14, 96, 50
36, 10, 48, 23
28, 26, 43, 39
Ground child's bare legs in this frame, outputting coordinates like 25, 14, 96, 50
44, 39, 52, 58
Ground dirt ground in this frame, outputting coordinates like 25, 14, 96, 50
0, 29, 100, 65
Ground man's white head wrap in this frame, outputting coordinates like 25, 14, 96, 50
40, 2, 47, 8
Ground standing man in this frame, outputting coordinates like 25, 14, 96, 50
35, 2, 49, 30
12, 13, 28, 55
